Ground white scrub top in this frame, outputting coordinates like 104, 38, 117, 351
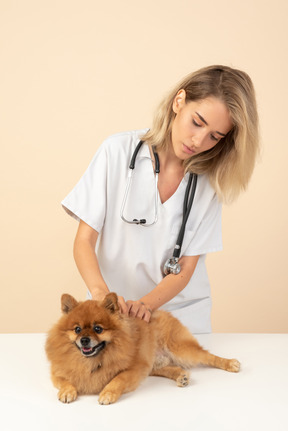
62, 129, 223, 334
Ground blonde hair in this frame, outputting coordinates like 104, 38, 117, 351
142, 65, 260, 203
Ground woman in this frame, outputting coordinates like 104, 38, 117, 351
62, 65, 259, 333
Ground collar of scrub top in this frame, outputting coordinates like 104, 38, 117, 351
120, 140, 160, 226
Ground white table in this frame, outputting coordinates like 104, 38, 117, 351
0, 333, 287, 431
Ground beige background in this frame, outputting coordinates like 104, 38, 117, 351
1, 0, 287, 333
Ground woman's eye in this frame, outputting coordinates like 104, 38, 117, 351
93, 326, 103, 334
210, 134, 219, 142
192, 119, 201, 127
74, 326, 82, 334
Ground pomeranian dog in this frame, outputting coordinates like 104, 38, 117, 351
45, 293, 240, 405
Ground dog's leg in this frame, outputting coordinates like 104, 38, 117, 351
188, 347, 240, 372
52, 375, 78, 403
161, 319, 240, 372
169, 338, 240, 372
98, 364, 150, 405
151, 366, 190, 387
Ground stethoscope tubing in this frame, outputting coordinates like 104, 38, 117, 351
120, 141, 159, 226
120, 140, 198, 273
173, 173, 198, 258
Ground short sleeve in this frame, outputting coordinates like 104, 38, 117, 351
61, 144, 108, 232
184, 194, 222, 256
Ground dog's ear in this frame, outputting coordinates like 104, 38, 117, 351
61, 294, 78, 314
102, 293, 119, 313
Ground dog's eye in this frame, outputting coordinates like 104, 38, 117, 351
93, 325, 103, 334
74, 326, 82, 334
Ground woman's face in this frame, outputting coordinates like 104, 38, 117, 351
171, 91, 233, 160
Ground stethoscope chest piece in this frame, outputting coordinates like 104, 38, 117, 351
163, 257, 181, 275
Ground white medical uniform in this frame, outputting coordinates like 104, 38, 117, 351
62, 129, 222, 333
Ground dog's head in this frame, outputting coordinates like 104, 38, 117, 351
60, 293, 120, 358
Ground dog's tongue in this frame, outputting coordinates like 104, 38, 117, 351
82, 347, 92, 352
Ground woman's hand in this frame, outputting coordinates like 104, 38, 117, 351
117, 296, 129, 315
126, 300, 152, 323
91, 291, 128, 315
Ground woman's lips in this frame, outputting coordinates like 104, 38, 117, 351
183, 144, 197, 155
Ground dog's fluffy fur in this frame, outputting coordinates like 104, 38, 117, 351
45, 293, 240, 404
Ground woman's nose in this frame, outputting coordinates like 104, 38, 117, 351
192, 131, 205, 148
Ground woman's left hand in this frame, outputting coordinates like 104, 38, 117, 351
126, 300, 152, 323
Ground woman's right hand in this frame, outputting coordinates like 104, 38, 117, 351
126, 299, 152, 323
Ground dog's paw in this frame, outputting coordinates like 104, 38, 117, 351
98, 390, 119, 405
177, 371, 190, 387
227, 359, 240, 373
58, 386, 78, 403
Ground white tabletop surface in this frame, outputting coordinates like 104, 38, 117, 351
0, 333, 287, 431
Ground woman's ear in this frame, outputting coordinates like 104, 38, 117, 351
172, 89, 186, 114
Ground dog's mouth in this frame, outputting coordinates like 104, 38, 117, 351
77, 341, 106, 357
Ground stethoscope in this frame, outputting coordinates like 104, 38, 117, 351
120, 140, 198, 275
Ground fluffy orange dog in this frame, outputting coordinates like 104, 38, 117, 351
45, 293, 240, 404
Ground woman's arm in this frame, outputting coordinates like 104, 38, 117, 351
73, 220, 128, 312
74, 220, 198, 321
73, 220, 108, 300
127, 255, 200, 322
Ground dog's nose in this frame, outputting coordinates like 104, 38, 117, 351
80, 337, 90, 347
